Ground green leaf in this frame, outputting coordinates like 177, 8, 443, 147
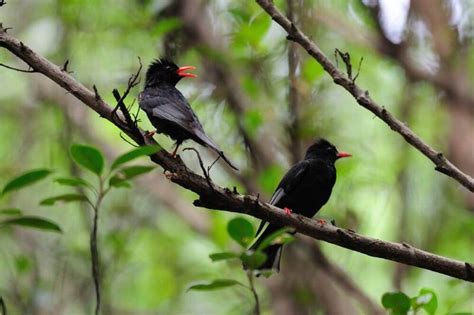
2, 169, 52, 195
120, 166, 155, 178
15, 255, 31, 273
243, 109, 263, 137
240, 251, 267, 269
382, 292, 411, 315
109, 166, 155, 188
256, 227, 294, 250
187, 279, 243, 292
1, 216, 62, 233
70, 144, 104, 176
415, 288, 437, 315
152, 17, 182, 37
302, 59, 324, 82
108, 177, 132, 189
227, 217, 255, 247
40, 194, 88, 206
54, 177, 90, 188
209, 252, 239, 262
111, 145, 161, 170
0, 208, 22, 216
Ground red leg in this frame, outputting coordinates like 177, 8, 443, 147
144, 130, 156, 138
171, 142, 182, 158
284, 207, 293, 215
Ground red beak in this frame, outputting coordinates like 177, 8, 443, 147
177, 66, 197, 78
336, 151, 352, 159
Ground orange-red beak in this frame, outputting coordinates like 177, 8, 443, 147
336, 151, 352, 159
177, 66, 197, 78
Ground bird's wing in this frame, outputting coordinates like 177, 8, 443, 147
255, 161, 310, 236
140, 91, 203, 133
269, 160, 310, 206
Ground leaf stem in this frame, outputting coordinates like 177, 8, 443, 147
246, 270, 260, 315
90, 177, 106, 315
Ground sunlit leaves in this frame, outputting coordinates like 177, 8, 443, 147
227, 217, 254, 247
0, 216, 62, 233
188, 279, 243, 292
2, 169, 52, 195
111, 145, 161, 170
70, 144, 104, 176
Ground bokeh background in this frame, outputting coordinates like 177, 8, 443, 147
0, 0, 473, 314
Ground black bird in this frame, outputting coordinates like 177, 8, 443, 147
139, 59, 238, 170
248, 139, 351, 271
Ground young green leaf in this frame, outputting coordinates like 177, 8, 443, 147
108, 177, 132, 189
382, 292, 411, 315
209, 252, 239, 262
70, 144, 104, 176
240, 251, 267, 269
256, 227, 294, 250
0, 208, 22, 216
415, 288, 437, 315
2, 169, 52, 195
119, 166, 155, 179
1, 216, 62, 233
109, 166, 154, 188
227, 217, 255, 247
54, 177, 90, 188
111, 145, 161, 170
187, 279, 243, 292
40, 194, 89, 206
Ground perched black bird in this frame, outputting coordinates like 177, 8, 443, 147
248, 139, 351, 271
139, 59, 238, 170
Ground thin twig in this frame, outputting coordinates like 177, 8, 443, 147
183, 147, 214, 191
90, 178, 106, 315
0, 62, 34, 73
246, 271, 261, 315
255, 0, 474, 191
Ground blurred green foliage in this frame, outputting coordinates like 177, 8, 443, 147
0, 0, 473, 314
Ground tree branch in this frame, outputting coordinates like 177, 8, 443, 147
255, 0, 474, 192
1, 24, 472, 282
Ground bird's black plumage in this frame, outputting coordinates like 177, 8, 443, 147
248, 138, 351, 271
139, 58, 238, 170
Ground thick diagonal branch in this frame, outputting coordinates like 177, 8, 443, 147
255, 0, 474, 192
1, 25, 472, 282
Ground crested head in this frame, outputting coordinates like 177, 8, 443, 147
145, 58, 196, 87
304, 138, 351, 162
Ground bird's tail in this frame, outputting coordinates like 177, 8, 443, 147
246, 223, 284, 272
195, 130, 239, 171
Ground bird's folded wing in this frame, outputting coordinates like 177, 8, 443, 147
255, 161, 310, 237
141, 94, 201, 133
270, 160, 310, 205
